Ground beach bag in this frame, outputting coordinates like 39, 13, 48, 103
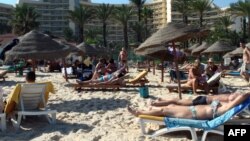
139, 86, 149, 98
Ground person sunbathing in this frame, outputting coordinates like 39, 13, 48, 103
128, 93, 250, 120
76, 65, 126, 85
149, 93, 242, 107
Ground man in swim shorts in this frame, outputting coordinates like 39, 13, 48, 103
149, 93, 241, 107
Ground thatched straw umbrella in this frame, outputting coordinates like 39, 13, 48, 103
188, 43, 199, 52
247, 42, 250, 47
136, 46, 174, 61
135, 22, 209, 99
191, 42, 209, 55
77, 42, 102, 57
202, 40, 236, 57
5, 30, 71, 61
223, 47, 243, 58
5, 30, 73, 81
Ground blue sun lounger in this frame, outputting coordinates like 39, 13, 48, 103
226, 70, 250, 76
138, 98, 250, 141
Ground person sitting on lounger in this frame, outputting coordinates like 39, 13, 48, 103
106, 58, 117, 74
4, 71, 54, 116
128, 93, 250, 120
183, 61, 209, 94
91, 58, 106, 80
149, 93, 243, 107
76, 65, 127, 85
205, 58, 218, 79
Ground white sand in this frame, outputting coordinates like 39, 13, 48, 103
0, 68, 248, 141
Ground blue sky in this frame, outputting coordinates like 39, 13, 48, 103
0, 0, 239, 8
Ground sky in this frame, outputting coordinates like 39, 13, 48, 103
0, 0, 239, 8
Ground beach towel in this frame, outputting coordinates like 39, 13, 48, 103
4, 81, 55, 114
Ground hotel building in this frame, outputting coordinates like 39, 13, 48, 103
15, 0, 243, 44
18, 0, 79, 36
0, 3, 14, 24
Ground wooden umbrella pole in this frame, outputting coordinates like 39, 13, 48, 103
161, 60, 164, 82
63, 59, 68, 82
153, 60, 155, 75
32, 60, 36, 72
172, 41, 182, 99
147, 59, 150, 72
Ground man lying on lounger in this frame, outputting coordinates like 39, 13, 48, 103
76, 65, 127, 85
128, 93, 250, 120
149, 93, 244, 107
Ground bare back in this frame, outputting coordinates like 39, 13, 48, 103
243, 48, 250, 64
206, 93, 241, 104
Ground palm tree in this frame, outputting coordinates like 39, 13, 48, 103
10, 4, 40, 35
113, 5, 134, 50
173, 0, 193, 24
85, 28, 102, 44
129, 0, 146, 42
230, 0, 250, 39
191, 0, 213, 27
141, 7, 153, 39
217, 16, 234, 33
68, 6, 93, 43
95, 4, 114, 47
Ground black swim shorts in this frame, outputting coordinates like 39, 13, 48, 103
192, 96, 207, 105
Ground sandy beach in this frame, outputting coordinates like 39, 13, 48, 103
0, 68, 248, 141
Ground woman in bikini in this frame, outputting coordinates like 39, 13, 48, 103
76, 65, 126, 85
128, 93, 250, 120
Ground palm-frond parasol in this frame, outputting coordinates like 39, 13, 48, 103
202, 40, 236, 55
134, 22, 209, 99
5, 30, 71, 61
77, 42, 102, 56
191, 42, 209, 55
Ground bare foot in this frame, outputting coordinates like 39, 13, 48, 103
127, 106, 139, 117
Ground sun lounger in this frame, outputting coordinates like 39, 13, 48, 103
0, 113, 6, 132
10, 84, 56, 129
166, 72, 222, 93
138, 97, 250, 141
0, 70, 8, 81
62, 67, 77, 78
224, 70, 250, 76
71, 75, 129, 91
126, 70, 149, 86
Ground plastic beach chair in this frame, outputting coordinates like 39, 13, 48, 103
11, 84, 56, 129
138, 98, 250, 141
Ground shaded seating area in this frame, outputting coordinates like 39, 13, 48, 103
137, 97, 250, 141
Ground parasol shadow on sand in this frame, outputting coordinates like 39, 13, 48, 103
202, 40, 236, 57
135, 22, 209, 99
